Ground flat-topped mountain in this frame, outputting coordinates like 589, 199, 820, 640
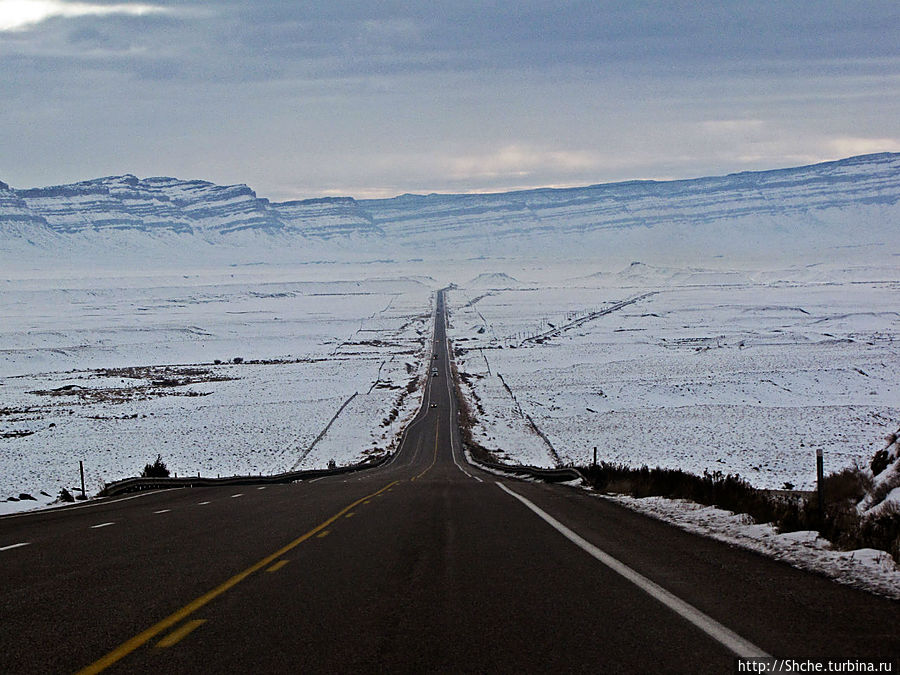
2, 153, 898, 263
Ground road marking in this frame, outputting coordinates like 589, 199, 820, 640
75, 480, 398, 675
257, 486, 267, 490
308, 476, 327, 483
154, 509, 170, 514
363, 500, 371, 504
198, 501, 211, 505
0, 542, 30, 552
91, 522, 115, 529
230, 493, 243, 498
344, 512, 355, 518
156, 620, 206, 648
316, 530, 330, 538
496, 482, 770, 659
0, 490, 162, 521
412, 425, 439, 481
438, 305, 485, 484
266, 560, 289, 573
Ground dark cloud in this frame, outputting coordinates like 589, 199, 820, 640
0, 1, 897, 197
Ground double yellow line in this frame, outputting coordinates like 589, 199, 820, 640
411, 425, 439, 482
76, 480, 398, 675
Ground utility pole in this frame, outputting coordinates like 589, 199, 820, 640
79, 461, 86, 499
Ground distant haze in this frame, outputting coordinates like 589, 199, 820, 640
2, 153, 898, 272
0, 1, 898, 200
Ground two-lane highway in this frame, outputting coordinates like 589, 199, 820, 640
1, 290, 897, 673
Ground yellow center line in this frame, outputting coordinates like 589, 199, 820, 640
266, 560, 290, 573
316, 530, 330, 538
155, 620, 207, 648
75, 480, 398, 675
412, 424, 439, 481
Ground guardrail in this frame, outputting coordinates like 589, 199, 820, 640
465, 451, 584, 484
98, 453, 393, 497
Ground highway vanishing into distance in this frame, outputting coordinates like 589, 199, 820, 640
1, 291, 898, 673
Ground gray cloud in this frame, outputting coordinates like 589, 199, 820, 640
1, 1, 897, 198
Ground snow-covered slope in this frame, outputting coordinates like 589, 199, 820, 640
360, 153, 900, 260
2, 153, 898, 264
0, 181, 58, 244
274, 197, 383, 238
17, 174, 282, 236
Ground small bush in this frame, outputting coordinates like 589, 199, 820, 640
868, 472, 900, 506
58, 488, 74, 503
822, 466, 871, 505
870, 449, 891, 476
141, 454, 170, 478
577, 460, 900, 563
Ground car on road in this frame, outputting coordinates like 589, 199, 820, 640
430, 402, 437, 408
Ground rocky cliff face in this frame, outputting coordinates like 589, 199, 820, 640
15, 174, 279, 235
273, 197, 383, 238
0, 181, 56, 242
360, 153, 900, 246
1, 153, 898, 261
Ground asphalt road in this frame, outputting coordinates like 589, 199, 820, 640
1, 291, 897, 673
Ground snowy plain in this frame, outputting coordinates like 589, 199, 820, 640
447, 264, 900, 490
0, 266, 435, 512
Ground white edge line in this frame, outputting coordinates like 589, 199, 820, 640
441, 292, 483, 483
0, 489, 167, 520
90, 522, 115, 529
496, 482, 769, 659
0, 542, 31, 552
384, 294, 438, 469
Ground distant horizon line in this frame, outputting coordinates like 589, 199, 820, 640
6, 151, 898, 204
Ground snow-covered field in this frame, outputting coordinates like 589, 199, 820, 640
448, 266, 900, 490
0, 268, 435, 512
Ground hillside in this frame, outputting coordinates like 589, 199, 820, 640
2, 153, 898, 266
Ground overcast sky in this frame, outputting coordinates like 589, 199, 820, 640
1, 1, 898, 200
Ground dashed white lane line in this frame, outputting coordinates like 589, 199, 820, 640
496, 482, 770, 659
0, 490, 162, 521
257, 486, 267, 490
198, 501, 211, 505
91, 522, 115, 529
154, 509, 171, 514
230, 493, 243, 498
0, 542, 30, 552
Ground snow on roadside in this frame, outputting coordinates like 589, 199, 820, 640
0, 269, 435, 512
447, 277, 900, 489
602, 492, 900, 599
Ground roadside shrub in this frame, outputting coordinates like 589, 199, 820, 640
141, 454, 170, 478
871, 449, 891, 476
57, 488, 74, 503
578, 460, 899, 563
821, 466, 871, 505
